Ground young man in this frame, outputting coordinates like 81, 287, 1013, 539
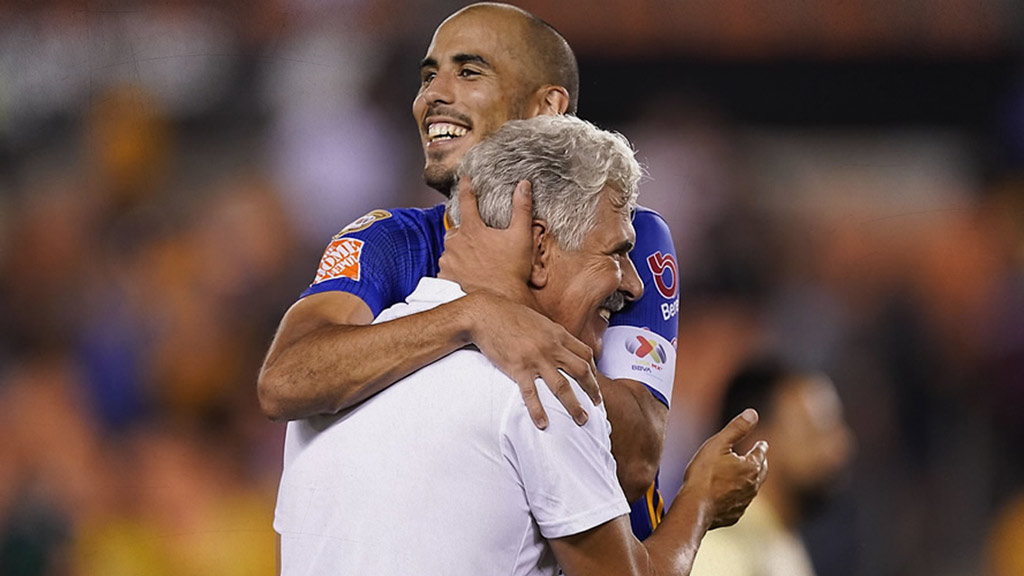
275, 115, 766, 576
259, 2, 762, 539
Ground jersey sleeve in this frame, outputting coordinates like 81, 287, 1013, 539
597, 208, 678, 408
299, 209, 420, 317
500, 375, 630, 539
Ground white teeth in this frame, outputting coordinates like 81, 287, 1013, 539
428, 122, 468, 140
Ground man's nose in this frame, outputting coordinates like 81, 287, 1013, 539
422, 71, 454, 105
621, 257, 644, 302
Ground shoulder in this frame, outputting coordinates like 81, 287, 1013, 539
632, 206, 673, 243
329, 204, 446, 241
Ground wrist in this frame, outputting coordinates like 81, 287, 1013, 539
450, 292, 483, 347
672, 482, 715, 532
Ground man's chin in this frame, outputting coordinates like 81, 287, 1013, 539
423, 164, 457, 196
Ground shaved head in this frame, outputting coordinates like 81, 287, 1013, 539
450, 3, 579, 114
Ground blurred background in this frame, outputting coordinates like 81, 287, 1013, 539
0, 1, 1021, 575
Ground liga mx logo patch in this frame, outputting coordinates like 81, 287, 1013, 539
627, 336, 666, 365
338, 209, 392, 236
313, 237, 364, 284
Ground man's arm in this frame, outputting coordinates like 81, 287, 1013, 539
600, 373, 668, 502
549, 410, 769, 576
257, 287, 598, 424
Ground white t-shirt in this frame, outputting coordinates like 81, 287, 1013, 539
274, 277, 629, 576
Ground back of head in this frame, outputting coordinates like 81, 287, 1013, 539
448, 115, 640, 250
719, 355, 797, 431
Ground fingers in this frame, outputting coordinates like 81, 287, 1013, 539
747, 440, 769, 486
515, 367, 591, 429
713, 408, 759, 451
539, 368, 589, 426
508, 180, 533, 230
558, 338, 601, 406
574, 363, 602, 407
745, 440, 768, 467
515, 375, 549, 430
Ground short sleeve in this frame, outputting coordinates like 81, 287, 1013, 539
299, 207, 442, 317
598, 208, 678, 406
500, 374, 629, 539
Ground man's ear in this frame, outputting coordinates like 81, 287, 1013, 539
529, 219, 552, 288
527, 85, 570, 117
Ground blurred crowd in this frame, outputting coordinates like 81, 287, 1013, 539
0, 2, 1022, 575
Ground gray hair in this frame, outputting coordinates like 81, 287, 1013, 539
447, 115, 641, 250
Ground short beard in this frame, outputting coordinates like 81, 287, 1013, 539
424, 162, 457, 197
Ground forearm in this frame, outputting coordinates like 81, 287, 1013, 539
600, 373, 668, 501
259, 295, 478, 420
552, 491, 712, 576
641, 483, 713, 575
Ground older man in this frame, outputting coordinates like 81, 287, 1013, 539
274, 115, 766, 576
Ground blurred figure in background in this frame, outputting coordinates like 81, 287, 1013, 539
691, 356, 854, 576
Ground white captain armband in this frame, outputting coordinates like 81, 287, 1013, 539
597, 325, 676, 407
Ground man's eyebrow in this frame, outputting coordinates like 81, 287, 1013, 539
420, 53, 492, 70
452, 53, 491, 67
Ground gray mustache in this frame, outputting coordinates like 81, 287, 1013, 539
600, 291, 627, 313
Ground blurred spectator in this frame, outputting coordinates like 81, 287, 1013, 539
691, 356, 854, 576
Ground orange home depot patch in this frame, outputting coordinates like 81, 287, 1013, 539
313, 237, 365, 284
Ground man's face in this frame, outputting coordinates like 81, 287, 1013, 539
771, 375, 855, 517
537, 188, 644, 358
412, 9, 535, 193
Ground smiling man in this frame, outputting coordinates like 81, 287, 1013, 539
274, 114, 765, 576
259, 1, 765, 548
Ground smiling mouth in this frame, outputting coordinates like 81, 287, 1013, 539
427, 122, 469, 145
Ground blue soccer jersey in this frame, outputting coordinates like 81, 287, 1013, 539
302, 203, 677, 541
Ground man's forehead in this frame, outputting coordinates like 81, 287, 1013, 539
592, 196, 636, 250
428, 9, 529, 60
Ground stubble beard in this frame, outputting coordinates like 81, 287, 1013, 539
423, 157, 457, 197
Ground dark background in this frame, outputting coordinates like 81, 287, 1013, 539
1, 1, 1022, 575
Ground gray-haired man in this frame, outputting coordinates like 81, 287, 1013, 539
275, 115, 767, 576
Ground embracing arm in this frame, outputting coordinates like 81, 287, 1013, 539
258, 290, 462, 420
257, 287, 599, 422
